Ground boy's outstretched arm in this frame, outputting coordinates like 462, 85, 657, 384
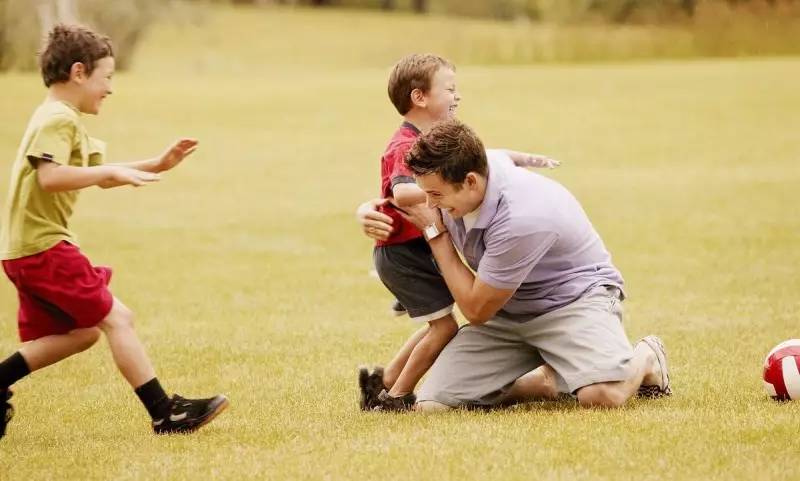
111, 138, 198, 173
36, 160, 160, 192
502, 149, 560, 169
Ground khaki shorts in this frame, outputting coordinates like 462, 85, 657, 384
416, 285, 634, 407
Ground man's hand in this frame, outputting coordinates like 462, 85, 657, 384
398, 203, 444, 232
356, 198, 394, 241
514, 153, 560, 169
154, 138, 198, 173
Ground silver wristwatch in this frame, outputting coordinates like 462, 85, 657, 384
423, 223, 444, 242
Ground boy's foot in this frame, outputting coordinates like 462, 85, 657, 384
390, 300, 407, 317
637, 335, 672, 398
1, 389, 13, 439
358, 366, 385, 411
152, 394, 228, 434
373, 389, 416, 412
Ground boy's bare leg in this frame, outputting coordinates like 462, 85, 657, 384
98, 297, 155, 388
383, 325, 428, 389
18, 328, 101, 371
97, 296, 228, 433
388, 314, 458, 397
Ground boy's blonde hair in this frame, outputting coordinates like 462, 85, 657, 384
387, 54, 454, 115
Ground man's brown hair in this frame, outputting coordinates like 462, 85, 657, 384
406, 119, 487, 186
40, 24, 114, 87
387, 53, 454, 115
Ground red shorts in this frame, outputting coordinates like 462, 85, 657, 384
2, 241, 113, 342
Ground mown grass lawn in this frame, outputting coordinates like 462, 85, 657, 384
0, 4, 798, 480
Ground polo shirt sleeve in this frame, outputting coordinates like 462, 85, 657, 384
25, 114, 76, 166
389, 142, 416, 188
87, 137, 106, 167
477, 217, 558, 290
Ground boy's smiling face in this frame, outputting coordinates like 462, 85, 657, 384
422, 66, 460, 122
76, 56, 115, 115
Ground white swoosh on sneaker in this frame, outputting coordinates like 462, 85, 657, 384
170, 412, 188, 422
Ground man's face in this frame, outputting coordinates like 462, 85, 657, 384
422, 67, 460, 122
77, 56, 114, 115
416, 172, 483, 219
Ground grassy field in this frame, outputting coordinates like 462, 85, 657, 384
1, 3, 799, 480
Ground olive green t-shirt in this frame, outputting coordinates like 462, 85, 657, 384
0, 100, 106, 260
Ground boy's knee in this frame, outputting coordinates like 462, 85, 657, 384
99, 300, 135, 331
577, 383, 628, 409
71, 328, 101, 352
429, 315, 458, 338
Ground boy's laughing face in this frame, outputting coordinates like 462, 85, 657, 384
423, 67, 460, 122
77, 56, 115, 115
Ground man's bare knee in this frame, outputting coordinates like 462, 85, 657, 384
99, 299, 135, 332
415, 400, 453, 412
576, 383, 628, 409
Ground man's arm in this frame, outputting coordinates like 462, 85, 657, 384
400, 204, 515, 324
35, 160, 160, 192
426, 230, 515, 324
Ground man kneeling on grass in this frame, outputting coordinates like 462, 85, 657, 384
358, 119, 672, 410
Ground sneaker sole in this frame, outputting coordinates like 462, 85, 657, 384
193, 396, 229, 432
638, 335, 672, 398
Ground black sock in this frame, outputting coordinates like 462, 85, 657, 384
0, 352, 31, 389
134, 378, 170, 419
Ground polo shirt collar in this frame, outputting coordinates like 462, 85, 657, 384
473, 164, 502, 230
401, 121, 421, 135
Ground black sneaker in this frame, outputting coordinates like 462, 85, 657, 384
390, 300, 407, 317
152, 394, 228, 434
374, 389, 416, 412
1, 389, 13, 439
358, 366, 385, 411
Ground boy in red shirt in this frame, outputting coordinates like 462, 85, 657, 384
360, 54, 557, 410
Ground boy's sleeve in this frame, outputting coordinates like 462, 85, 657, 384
87, 137, 106, 167
25, 115, 76, 166
389, 142, 416, 188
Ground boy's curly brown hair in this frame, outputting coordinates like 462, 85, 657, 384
39, 24, 114, 87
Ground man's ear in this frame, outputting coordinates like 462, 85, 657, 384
465, 172, 479, 189
410, 88, 426, 108
69, 62, 87, 83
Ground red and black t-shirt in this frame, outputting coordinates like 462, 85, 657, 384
376, 121, 422, 247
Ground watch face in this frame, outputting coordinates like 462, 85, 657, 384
425, 224, 438, 240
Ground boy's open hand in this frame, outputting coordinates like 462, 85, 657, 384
156, 138, 198, 172
110, 166, 160, 187
516, 153, 560, 169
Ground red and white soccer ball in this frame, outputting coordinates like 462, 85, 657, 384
763, 339, 800, 401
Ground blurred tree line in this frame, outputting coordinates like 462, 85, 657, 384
0, 0, 796, 72
228, 0, 795, 21
0, 0, 161, 71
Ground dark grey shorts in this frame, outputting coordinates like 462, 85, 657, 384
373, 238, 454, 322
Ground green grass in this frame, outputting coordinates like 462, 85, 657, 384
1, 3, 799, 480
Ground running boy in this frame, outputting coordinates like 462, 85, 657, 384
359, 53, 557, 411
0, 24, 227, 438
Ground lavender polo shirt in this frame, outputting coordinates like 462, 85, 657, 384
442, 150, 624, 319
